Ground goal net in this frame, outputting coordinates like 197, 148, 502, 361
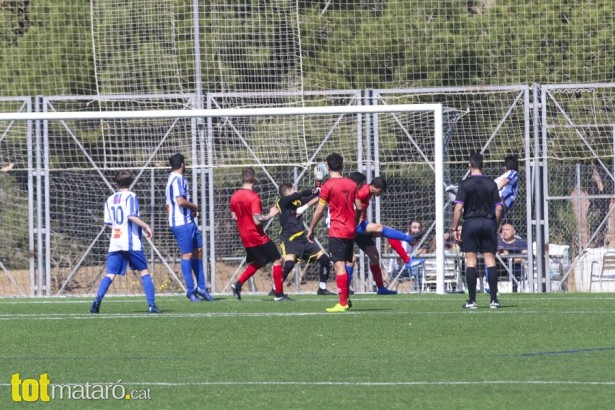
0, 102, 450, 296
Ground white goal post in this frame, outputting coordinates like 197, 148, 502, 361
0, 103, 448, 295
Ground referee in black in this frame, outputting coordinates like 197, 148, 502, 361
452, 153, 503, 309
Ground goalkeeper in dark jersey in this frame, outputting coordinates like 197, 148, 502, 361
273, 182, 335, 296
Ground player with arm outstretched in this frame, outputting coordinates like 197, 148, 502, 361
90, 170, 160, 314
230, 167, 285, 301
348, 172, 424, 295
272, 182, 335, 296
307, 153, 361, 313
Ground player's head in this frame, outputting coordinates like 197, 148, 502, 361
348, 171, 367, 188
503, 154, 519, 172
242, 167, 257, 184
279, 182, 295, 196
468, 152, 483, 170
114, 170, 134, 189
369, 176, 388, 196
169, 153, 185, 171
326, 153, 344, 172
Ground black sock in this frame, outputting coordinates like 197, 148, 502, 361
487, 266, 498, 301
282, 260, 295, 282
318, 254, 331, 283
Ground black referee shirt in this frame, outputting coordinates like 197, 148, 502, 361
455, 174, 501, 220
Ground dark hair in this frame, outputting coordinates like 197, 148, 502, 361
503, 154, 519, 172
469, 152, 484, 170
326, 152, 344, 172
169, 153, 185, 171
242, 167, 256, 183
348, 171, 367, 187
279, 182, 293, 196
115, 170, 134, 189
370, 176, 388, 192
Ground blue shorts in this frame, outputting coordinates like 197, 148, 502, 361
356, 220, 369, 235
171, 223, 203, 254
106, 250, 148, 275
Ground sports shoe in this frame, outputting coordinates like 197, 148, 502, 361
347, 299, 353, 309
89, 298, 101, 314
231, 282, 242, 301
187, 292, 202, 302
274, 294, 294, 302
490, 300, 501, 309
377, 287, 397, 295
462, 301, 477, 309
195, 288, 214, 302
267, 289, 276, 296
325, 303, 349, 313
316, 288, 336, 296
148, 305, 161, 313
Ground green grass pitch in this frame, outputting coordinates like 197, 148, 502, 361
1, 293, 615, 409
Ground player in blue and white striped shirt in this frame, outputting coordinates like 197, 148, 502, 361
166, 153, 213, 302
90, 170, 160, 314
495, 154, 520, 221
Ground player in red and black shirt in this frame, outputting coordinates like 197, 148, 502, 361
272, 183, 335, 296
452, 153, 503, 309
307, 153, 361, 313
229, 167, 286, 301
349, 172, 423, 295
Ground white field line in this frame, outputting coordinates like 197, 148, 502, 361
1, 310, 615, 321
2, 294, 615, 305
1, 380, 615, 387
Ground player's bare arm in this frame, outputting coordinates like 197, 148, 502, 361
230, 211, 237, 221
307, 202, 326, 241
354, 198, 362, 227
495, 203, 503, 227
452, 203, 463, 242
1, 163, 14, 172
128, 215, 153, 239
176, 196, 199, 218
496, 177, 510, 190
253, 206, 279, 225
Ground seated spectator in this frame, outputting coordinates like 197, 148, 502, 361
387, 221, 426, 291
497, 223, 528, 292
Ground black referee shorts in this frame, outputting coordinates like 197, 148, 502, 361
460, 218, 498, 254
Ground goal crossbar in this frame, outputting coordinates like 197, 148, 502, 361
0, 104, 442, 121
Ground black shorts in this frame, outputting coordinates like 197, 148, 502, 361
328, 237, 354, 263
354, 234, 376, 252
460, 218, 497, 254
245, 240, 281, 266
280, 236, 323, 263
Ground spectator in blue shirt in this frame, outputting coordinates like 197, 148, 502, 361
497, 223, 527, 292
